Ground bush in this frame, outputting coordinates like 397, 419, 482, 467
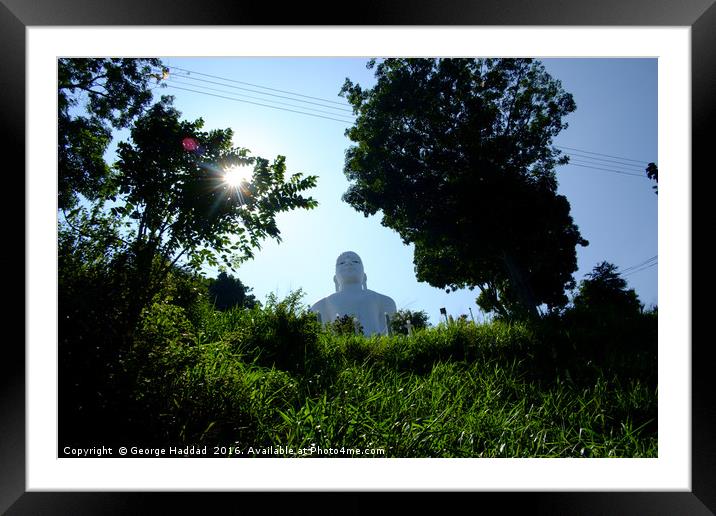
220, 290, 323, 373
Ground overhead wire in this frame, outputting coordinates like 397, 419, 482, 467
158, 64, 352, 108
556, 145, 650, 165
165, 77, 356, 119
562, 162, 648, 178
562, 152, 647, 171
623, 260, 657, 276
162, 71, 355, 114
161, 83, 355, 124
151, 65, 656, 180
620, 255, 658, 273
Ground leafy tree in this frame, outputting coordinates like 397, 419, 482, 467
340, 58, 587, 319
207, 271, 259, 311
329, 314, 363, 335
571, 261, 643, 316
390, 309, 430, 335
558, 261, 650, 373
79, 95, 318, 334
646, 162, 658, 195
58, 58, 166, 209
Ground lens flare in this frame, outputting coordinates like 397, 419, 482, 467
182, 137, 199, 152
223, 164, 252, 188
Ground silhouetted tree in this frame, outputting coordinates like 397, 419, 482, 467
208, 272, 258, 311
340, 58, 587, 319
572, 261, 643, 317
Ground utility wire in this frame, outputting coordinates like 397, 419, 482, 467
165, 77, 356, 118
621, 255, 658, 273
567, 158, 647, 175
622, 257, 658, 273
152, 67, 656, 178
161, 84, 652, 177
563, 162, 648, 178
564, 152, 647, 171
556, 145, 650, 165
159, 64, 351, 107
163, 71, 355, 114
623, 260, 657, 277
162, 83, 355, 124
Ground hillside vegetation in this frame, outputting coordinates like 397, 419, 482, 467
60, 282, 657, 458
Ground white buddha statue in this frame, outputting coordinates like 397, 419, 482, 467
310, 251, 397, 336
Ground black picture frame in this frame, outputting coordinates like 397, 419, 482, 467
4, 0, 712, 513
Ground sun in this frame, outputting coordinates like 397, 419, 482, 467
223, 164, 252, 188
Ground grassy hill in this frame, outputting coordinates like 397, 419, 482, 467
95, 291, 657, 458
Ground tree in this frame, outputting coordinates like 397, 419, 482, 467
99, 95, 317, 333
58, 58, 166, 210
208, 272, 259, 311
562, 261, 648, 369
329, 314, 363, 335
571, 261, 642, 317
390, 309, 430, 335
646, 162, 658, 195
340, 58, 587, 319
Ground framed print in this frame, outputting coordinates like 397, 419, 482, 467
5, 0, 713, 513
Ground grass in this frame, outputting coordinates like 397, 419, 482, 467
123, 294, 658, 458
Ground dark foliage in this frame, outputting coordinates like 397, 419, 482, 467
646, 162, 658, 194
207, 272, 259, 311
340, 58, 588, 319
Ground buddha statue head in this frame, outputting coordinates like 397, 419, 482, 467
334, 251, 367, 292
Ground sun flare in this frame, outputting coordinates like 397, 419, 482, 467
223, 164, 252, 188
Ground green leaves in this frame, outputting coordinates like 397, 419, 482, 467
58, 58, 163, 210
340, 58, 586, 319
112, 97, 318, 277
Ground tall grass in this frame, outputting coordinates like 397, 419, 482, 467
125, 293, 657, 458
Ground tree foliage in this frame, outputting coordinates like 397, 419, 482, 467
107, 96, 317, 324
340, 58, 587, 319
571, 261, 643, 317
646, 162, 658, 195
58, 58, 165, 209
328, 314, 364, 336
207, 272, 259, 311
390, 309, 430, 335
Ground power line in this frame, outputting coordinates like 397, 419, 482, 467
162, 83, 355, 124
556, 145, 651, 165
621, 257, 657, 273
165, 77, 356, 119
623, 260, 657, 277
160, 64, 351, 107
564, 152, 647, 171
153, 67, 656, 179
568, 158, 647, 175
563, 162, 648, 178
163, 71, 355, 114
621, 255, 658, 273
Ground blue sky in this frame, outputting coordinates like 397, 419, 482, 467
111, 57, 657, 324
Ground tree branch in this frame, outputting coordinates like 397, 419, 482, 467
61, 207, 130, 247
61, 83, 111, 99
